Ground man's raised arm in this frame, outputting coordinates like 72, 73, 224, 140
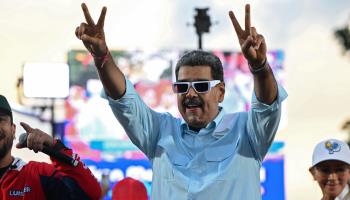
75, 3, 125, 100
229, 4, 277, 105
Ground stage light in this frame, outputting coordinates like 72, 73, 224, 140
23, 62, 69, 98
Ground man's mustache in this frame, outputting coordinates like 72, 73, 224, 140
183, 97, 203, 107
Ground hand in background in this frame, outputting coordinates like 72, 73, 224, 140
75, 3, 108, 57
229, 4, 267, 68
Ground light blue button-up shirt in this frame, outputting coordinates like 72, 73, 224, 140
103, 78, 287, 200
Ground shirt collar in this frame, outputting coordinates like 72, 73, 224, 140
211, 107, 225, 129
336, 184, 350, 200
212, 108, 236, 139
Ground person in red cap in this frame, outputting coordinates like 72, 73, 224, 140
309, 139, 350, 200
0, 94, 102, 200
112, 177, 147, 200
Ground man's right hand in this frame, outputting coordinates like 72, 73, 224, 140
75, 3, 108, 57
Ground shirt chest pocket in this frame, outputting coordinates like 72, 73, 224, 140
155, 145, 190, 181
169, 154, 189, 166
204, 143, 238, 181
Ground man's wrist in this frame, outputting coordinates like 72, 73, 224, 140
91, 48, 110, 69
248, 59, 269, 74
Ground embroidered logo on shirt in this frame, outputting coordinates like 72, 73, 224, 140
9, 186, 31, 197
325, 140, 341, 154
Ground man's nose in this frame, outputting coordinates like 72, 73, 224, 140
185, 86, 198, 97
328, 172, 338, 180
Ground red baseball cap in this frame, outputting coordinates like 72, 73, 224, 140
112, 177, 148, 200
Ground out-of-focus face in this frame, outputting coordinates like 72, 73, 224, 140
310, 160, 350, 199
0, 112, 15, 162
176, 66, 224, 129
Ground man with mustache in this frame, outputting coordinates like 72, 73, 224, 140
76, 3, 287, 199
0, 94, 101, 200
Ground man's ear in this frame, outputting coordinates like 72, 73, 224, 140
11, 123, 16, 139
309, 167, 317, 180
218, 82, 225, 103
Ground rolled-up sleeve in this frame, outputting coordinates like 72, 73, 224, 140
247, 84, 288, 162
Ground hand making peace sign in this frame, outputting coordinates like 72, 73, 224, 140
229, 4, 267, 68
75, 3, 108, 57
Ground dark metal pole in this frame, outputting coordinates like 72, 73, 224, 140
198, 33, 203, 49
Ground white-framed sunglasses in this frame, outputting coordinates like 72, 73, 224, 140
172, 80, 221, 94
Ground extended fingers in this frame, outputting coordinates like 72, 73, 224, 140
81, 3, 95, 25
245, 4, 251, 35
97, 7, 107, 28
229, 4, 252, 39
229, 11, 243, 36
20, 122, 34, 133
